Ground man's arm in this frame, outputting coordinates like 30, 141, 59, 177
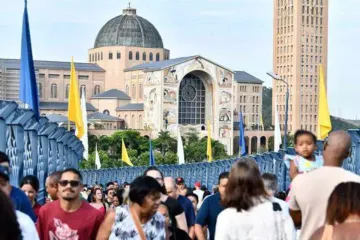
289, 210, 302, 228
195, 197, 209, 240
175, 212, 188, 233
288, 178, 302, 228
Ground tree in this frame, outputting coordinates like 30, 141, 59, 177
262, 86, 273, 130
153, 130, 177, 156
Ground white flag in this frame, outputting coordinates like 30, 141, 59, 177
79, 88, 88, 160
177, 127, 185, 164
274, 98, 282, 152
95, 143, 101, 169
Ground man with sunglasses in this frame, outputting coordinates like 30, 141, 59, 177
36, 168, 104, 240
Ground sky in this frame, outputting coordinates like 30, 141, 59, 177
0, 0, 359, 119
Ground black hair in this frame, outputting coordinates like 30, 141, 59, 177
261, 173, 278, 192
200, 185, 207, 191
186, 192, 199, 204
129, 176, 163, 206
113, 189, 124, 205
0, 190, 22, 239
20, 175, 40, 192
60, 168, 83, 182
48, 171, 62, 185
218, 171, 229, 184
0, 151, 9, 164
143, 166, 164, 179
294, 130, 317, 145
106, 182, 114, 187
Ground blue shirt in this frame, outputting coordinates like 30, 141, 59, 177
10, 186, 36, 222
177, 195, 195, 227
195, 193, 224, 240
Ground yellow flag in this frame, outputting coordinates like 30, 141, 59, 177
68, 57, 84, 138
317, 64, 332, 140
122, 139, 133, 166
207, 121, 212, 162
260, 114, 264, 131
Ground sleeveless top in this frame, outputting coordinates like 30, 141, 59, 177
284, 154, 323, 173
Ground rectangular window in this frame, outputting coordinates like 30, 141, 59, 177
39, 73, 45, 78
64, 75, 70, 79
78, 75, 89, 80
49, 74, 60, 79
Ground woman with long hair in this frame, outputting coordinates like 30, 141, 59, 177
311, 182, 360, 240
90, 188, 106, 215
20, 175, 42, 218
215, 158, 296, 240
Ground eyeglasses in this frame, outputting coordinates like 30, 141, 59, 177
59, 180, 81, 187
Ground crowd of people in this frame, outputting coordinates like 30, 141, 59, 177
0, 130, 360, 239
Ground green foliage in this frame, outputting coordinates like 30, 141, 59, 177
262, 86, 273, 130
80, 129, 229, 169
331, 116, 358, 131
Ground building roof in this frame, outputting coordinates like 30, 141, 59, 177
88, 112, 123, 121
40, 102, 98, 111
0, 59, 104, 72
124, 55, 234, 73
46, 114, 69, 123
234, 71, 263, 84
91, 89, 130, 100
116, 103, 144, 111
94, 7, 163, 49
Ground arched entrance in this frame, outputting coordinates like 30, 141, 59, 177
251, 136, 258, 154
178, 73, 206, 125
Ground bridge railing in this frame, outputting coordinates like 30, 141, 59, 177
0, 101, 84, 203
80, 130, 360, 192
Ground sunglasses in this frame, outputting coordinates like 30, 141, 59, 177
59, 180, 81, 187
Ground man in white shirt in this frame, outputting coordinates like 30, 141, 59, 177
193, 182, 204, 209
262, 173, 289, 216
288, 130, 360, 240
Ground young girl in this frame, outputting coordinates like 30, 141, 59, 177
285, 130, 323, 180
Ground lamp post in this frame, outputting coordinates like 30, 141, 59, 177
267, 72, 289, 149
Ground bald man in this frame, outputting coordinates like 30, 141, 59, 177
164, 177, 195, 239
45, 171, 61, 202
288, 130, 360, 240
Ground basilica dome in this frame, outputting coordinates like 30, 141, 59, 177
94, 7, 164, 49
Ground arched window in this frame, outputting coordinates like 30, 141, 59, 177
156, 53, 160, 62
89, 54, 91, 62
139, 84, 143, 98
139, 115, 142, 128
109, 52, 113, 60
143, 52, 147, 61
129, 51, 133, 60
136, 52, 140, 60
117, 51, 121, 59
126, 85, 129, 95
51, 84, 57, 99
101, 52, 103, 60
94, 85, 100, 95
132, 115, 135, 129
124, 115, 128, 128
103, 110, 110, 115
132, 84, 136, 98
80, 85, 86, 97
65, 84, 70, 99
95, 53, 97, 61
92, 54, 94, 62
97, 52, 100, 60
38, 83, 43, 98
149, 53, 153, 61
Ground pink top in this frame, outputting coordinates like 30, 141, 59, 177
98, 206, 106, 215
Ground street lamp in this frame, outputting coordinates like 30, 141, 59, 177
267, 72, 289, 150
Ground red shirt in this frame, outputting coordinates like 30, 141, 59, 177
33, 202, 42, 219
36, 200, 104, 240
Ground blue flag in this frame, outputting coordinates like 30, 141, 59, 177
239, 112, 246, 156
19, 0, 40, 119
149, 139, 155, 166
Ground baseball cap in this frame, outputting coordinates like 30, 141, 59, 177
176, 177, 184, 185
194, 182, 201, 188
0, 165, 10, 181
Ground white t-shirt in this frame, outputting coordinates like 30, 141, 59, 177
288, 166, 360, 240
16, 210, 40, 240
193, 189, 204, 208
215, 199, 296, 240
272, 196, 290, 216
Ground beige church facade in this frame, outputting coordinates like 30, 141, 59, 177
0, 5, 273, 155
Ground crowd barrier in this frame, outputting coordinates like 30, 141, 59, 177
0, 101, 84, 203
80, 131, 360, 192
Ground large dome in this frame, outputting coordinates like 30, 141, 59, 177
94, 8, 164, 49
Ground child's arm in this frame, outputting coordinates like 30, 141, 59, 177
289, 160, 299, 180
